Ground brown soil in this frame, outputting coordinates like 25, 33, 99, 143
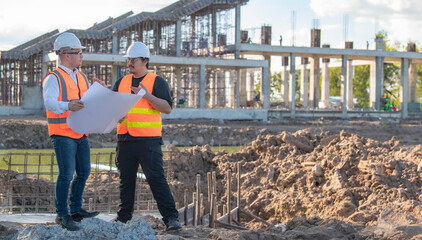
2, 115, 422, 239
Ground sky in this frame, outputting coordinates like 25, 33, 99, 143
1, 0, 421, 71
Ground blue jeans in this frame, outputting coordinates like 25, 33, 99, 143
51, 135, 91, 217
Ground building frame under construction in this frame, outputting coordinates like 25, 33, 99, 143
1, 0, 421, 120
0, 0, 265, 113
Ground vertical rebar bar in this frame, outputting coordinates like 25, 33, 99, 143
36, 153, 41, 213
199, 193, 203, 225
196, 174, 200, 226
207, 172, 211, 203
192, 192, 196, 226
227, 169, 231, 224
184, 189, 188, 226
107, 152, 113, 213
209, 193, 216, 228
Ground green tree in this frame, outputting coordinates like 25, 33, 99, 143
329, 67, 341, 96
383, 63, 400, 107
270, 72, 281, 101
416, 63, 422, 103
353, 65, 370, 108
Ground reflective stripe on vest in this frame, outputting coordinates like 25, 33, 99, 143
44, 68, 89, 138
117, 73, 162, 137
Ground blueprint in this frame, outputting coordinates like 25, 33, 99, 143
67, 82, 145, 134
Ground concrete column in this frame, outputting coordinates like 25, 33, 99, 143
309, 58, 320, 108
263, 55, 271, 106
188, 68, 194, 107
309, 29, 321, 108
190, 15, 196, 54
262, 65, 269, 110
290, 53, 296, 119
112, 29, 118, 54
175, 67, 181, 107
370, 36, 384, 110
321, 44, 330, 109
209, 70, 215, 107
300, 58, 308, 107
41, 62, 48, 80
370, 61, 376, 109
409, 61, 417, 102
199, 64, 206, 108
239, 69, 247, 107
345, 41, 354, 110
154, 23, 162, 54
235, 5, 241, 59
401, 58, 409, 118
176, 20, 182, 57
407, 43, 418, 111
375, 57, 384, 110
341, 55, 348, 119
246, 70, 254, 102
225, 71, 233, 108
235, 69, 240, 108
111, 65, 119, 88
282, 57, 289, 106
321, 62, 330, 109
211, 11, 217, 56
217, 71, 225, 107
370, 57, 384, 110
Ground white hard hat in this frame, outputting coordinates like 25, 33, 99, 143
53, 32, 85, 52
124, 42, 150, 58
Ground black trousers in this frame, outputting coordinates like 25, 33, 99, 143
115, 139, 178, 223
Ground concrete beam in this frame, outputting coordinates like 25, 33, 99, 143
162, 108, 268, 121
268, 110, 402, 119
237, 44, 422, 62
43, 52, 268, 69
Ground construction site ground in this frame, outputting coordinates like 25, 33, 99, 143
1, 114, 422, 239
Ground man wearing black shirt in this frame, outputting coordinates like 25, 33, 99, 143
112, 42, 180, 231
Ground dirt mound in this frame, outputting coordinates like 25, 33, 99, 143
0, 119, 277, 149
167, 129, 422, 238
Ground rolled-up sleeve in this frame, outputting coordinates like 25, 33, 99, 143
42, 74, 69, 114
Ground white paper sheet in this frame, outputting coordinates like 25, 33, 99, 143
67, 82, 145, 134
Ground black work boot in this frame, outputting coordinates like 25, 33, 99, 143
71, 208, 100, 222
111, 216, 130, 223
55, 215, 80, 231
165, 218, 181, 231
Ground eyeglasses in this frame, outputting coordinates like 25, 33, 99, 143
64, 50, 83, 55
127, 58, 141, 63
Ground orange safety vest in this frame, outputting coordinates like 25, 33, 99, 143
42, 67, 89, 138
117, 73, 162, 137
